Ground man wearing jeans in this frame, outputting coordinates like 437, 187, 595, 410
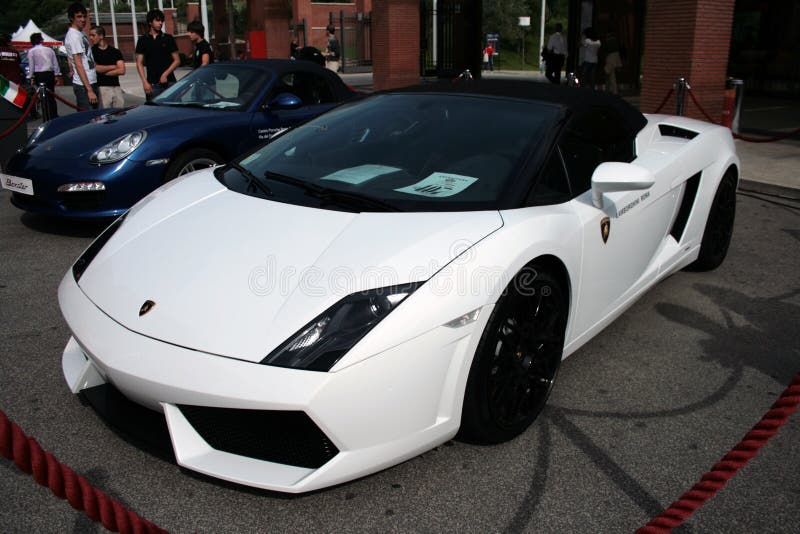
135, 9, 180, 102
64, 2, 98, 110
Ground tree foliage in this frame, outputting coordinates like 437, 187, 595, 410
482, 0, 569, 48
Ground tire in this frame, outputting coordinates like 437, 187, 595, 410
459, 265, 568, 444
164, 148, 224, 182
687, 170, 737, 272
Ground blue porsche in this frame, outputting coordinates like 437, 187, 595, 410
2, 59, 357, 219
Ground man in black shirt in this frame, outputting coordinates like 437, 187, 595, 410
135, 9, 180, 101
90, 25, 125, 108
187, 20, 213, 68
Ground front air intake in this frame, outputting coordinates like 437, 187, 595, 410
178, 405, 339, 468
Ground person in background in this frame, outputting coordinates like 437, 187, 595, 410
603, 31, 623, 94
545, 23, 566, 84
187, 21, 213, 68
0, 33, 23, 85
322, 25, 340, 73
89, 25, 125, 108
64, 2, 98, 109
135, 9, 180, 101
27, 33, 61, 118
579, 27, 601, 90
483, 42, 495, 72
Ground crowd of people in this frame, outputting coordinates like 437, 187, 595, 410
542, 24, 624, 93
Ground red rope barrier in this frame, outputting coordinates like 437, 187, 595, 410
0, 93, 38, 140
48, 88, 85, 111
0, 409, 168, 534
686, 87, 800, 143
637, 373, 800, 533
652, 87, 674, 114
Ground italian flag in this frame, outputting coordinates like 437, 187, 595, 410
0, 75, 28, 109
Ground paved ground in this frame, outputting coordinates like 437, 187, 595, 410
1, 66, 798, 533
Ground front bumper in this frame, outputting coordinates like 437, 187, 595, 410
59, 271, 491, 492
6, 152, 165, 219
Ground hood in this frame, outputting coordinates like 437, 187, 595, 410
77, 171, 503, 363
30, 105, 231, 159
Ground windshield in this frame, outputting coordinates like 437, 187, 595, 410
223, 93, 558, 212
153, 64, 269, 110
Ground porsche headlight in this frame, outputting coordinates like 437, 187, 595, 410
261, 283, 422, 371
27, 123, 48, 147
90, 130, 147, 164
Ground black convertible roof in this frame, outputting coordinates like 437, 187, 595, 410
390, 79, 648, 137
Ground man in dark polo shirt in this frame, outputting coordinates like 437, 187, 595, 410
135, 9, 180, 101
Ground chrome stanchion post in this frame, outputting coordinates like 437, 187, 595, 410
566, 72, 580, 87
675, 77, 690, 116
37, 83, 51, 122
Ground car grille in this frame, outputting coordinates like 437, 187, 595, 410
178, 405, 339, 469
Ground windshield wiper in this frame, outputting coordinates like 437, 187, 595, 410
264, 171, 399, 212
229, 161, 273, 197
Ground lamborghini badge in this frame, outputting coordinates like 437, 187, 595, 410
139, 300, 156, 316
600, 217, 611, 244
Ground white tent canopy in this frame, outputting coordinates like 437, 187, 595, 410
11, 20, 62, 48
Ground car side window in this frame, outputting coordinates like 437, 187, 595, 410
527, 149, 572, 205
276, 72, 335, 106
559, 107, 635, 194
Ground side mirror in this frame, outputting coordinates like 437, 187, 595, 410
591, 162, 655, 210
266, 92, 303, 111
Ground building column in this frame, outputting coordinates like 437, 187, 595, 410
640, 0, 735, 122
372, 0, 420, 91
264, 0, 291, 59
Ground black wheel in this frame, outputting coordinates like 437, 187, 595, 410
459, 265, 568, 444
164, 148, 224, 182
687, 170, 737, 271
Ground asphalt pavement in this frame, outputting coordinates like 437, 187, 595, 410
1, 66, 799, 532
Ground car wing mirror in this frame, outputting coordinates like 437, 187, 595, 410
591, 162, 655, 210
265, 92, 303, 111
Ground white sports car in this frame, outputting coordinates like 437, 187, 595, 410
59, 81, 738, 493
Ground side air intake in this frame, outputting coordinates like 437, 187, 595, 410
659, 124, 699, 140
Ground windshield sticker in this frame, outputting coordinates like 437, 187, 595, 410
394, 172, 477, 197
321, 164, 401, 185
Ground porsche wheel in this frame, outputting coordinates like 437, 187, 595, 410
164, 148, 223, 182
460, 266, 568, 444
688, 170, 737, 271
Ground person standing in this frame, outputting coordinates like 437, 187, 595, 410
64, 2, 98, 110
483, 43, 495, 72
579, 28, 601, 90
135, 9, 180, 101
603, 31, 623, 94
545, 23, 566, 85
27, 33, 62, 118
187, 21, 213, 68
0, 33, 23, 86
322, 25, 340, 73
89, 25, 125, 108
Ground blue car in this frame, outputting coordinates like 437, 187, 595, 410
2, 60, 357, 219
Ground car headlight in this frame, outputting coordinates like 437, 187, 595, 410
90, 130, 147, 164
26, 123, 48, 147
261, 283, 422, 372
72, 212, 127, 282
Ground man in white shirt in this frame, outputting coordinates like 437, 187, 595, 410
64, 2, 98, 110
545, 24, 566, 85
28, 32, 62, 118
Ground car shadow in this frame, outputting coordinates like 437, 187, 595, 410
20, 212, 109, 238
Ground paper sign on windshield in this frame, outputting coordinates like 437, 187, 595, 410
394, 172, 477, 197
321, 164, 401, 185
